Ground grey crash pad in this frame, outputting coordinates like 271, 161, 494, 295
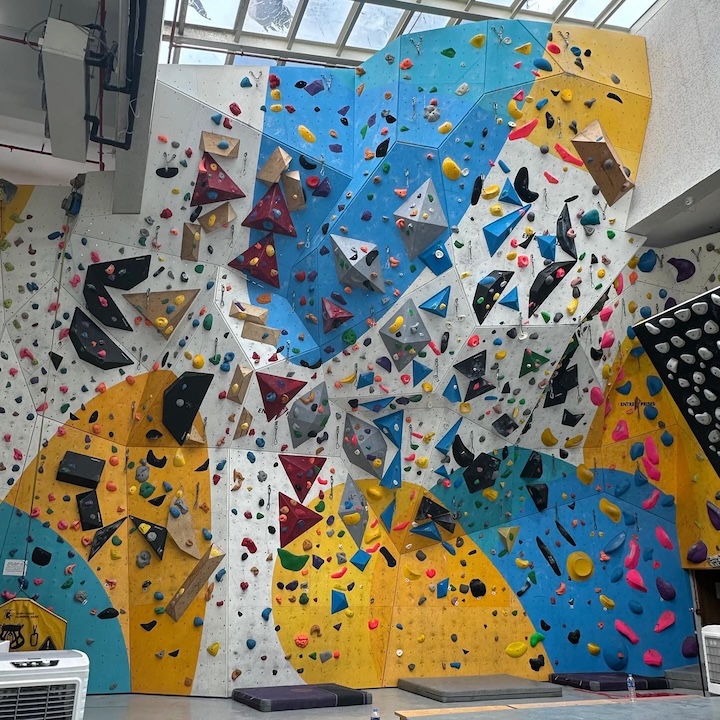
398, 674, 563, 703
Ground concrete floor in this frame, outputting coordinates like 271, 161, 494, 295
83, 686, 718, 720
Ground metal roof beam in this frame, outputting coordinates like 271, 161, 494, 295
335, 1, 364, 55
286, 0, 309, 49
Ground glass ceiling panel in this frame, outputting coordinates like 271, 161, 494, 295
179, 47, 228, 63
521, 0, 564, 13
606, 0, 658, 27
404, 11, 449, 34
564, 0, 607, 22
243, 0, 302, 36
185, 0, 241, 28
296, 0, 355, 43
347, 4, 405, 49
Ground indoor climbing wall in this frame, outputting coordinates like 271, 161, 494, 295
0, 19, 700, 697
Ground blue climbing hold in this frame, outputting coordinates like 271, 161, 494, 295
533, 58, 553, 72
331, 589, 348, 614
660, 430, 674, 446
442, 375, 461, 404
637, 249, 657, 273
412, 360, 432, 386
379, 452, 402, 490
261, 607, 272, 621
643, 404, 658, 420
380, 499, 396, 531
615, 380, 632, 395
210, 113, 222, 125
419, 286, 451, 317
629, 442, 644, 460
499, 286, 519, 311
374, 409, 404, 448
646, 375, 663, 396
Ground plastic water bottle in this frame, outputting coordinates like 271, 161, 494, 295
371, 708, 380, 720
626, 673, 636, 702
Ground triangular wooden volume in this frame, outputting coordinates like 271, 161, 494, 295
257, 147, 292, 186
199, 131, 240, 158
123, 288, 200, 338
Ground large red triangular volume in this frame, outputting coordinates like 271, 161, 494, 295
191, 153, 246, 207
279, 454, 327, 502
228, 233, 280, 288
278, 492, 323, 547
321, 297, 354, 334
256, 373, 307, 420
241, 183, 297, 237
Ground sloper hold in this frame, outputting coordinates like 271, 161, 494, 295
394, 178, 449, 260
452, 434, 475, 467
241, 183, 297, 237
380, 498, 396, 530
454, 350, 496, 401
331, 235, 384, 293
463, 452, 501, 493
572, 120, 635, 206
278, 492, 323, 547
556, 204, 577, 258
162, 371, 214, 445
473, 270, 514, 324
418, 238, 453, 276
520, 451, 543, 479
419, 286, 451, 317
343, 415, 387, 479
526, 483, 549, 512
442, 375, 461, 403
287, 381, 330, 447
227, 365, 253, 405
416, 495, 454, 530
69, 308, 134, 370
373, 409, 404, 448
412, 360, 432, 387
411, 521, 442, 541
229, 234, 280, 288
519, 349, 549, 377
331, 589, 349, 614
191, 152, 246, 206
57, 451, 105, 489
257, 372, 307, 421
76, 490, 103, 531
536, 234, 556, 261
528, 261, 575, 315
88, 517, 127, 560
482, 205, 530, 255
130, 516, 168, 559
279, 455, 326, 502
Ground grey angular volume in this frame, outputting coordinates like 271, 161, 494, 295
394, 179, 448, 260
287, 381, 330, 448
379, 299, 430, 370
331, 235, 384, 293
342, 414, 387, 479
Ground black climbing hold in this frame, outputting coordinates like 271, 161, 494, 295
556, 204, 576, 258
69, 309, 134, 370
526, 483, 549, 512
540, 619, 551, 631
146, 429, 163, 440
376, 138, 390, 158
49, 352, 63, 370
452, 435, 474, 467
514, 167, 539, 203
545, 111, 554, 130
568, 629, 581, 644
607, 92, 623, 103
31, 547, 52, 566
463, 453, 500, 493
471, 176, 484, 206
97, 607, 120, 620
148, 494, 167, 507
528, 261, 575, 315
299, 156, 317, 170
147, 450, 167, 468
379, 546, 396, 568
536, 536, 561, 576
141, 620, 157, 631
520, 450, 543, 479
76, 489, 103, 530
555, 519, 576, 546
162, 372, 213, 445
561, 409, 583, 427
469, 579, 486, 598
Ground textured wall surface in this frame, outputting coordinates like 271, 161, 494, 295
0, 19, 703, 697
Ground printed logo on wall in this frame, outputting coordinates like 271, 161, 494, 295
0, 598, 67, 651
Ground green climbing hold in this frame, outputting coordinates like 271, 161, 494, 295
209, 354, 221, 366
367, 193, 375, 201
203, 314, 213, 331
309, 652, 317, 660
278, 548, 309, 571
111, 536, 122, 546
139, 482, 155, 498
360, 125, 368, 139
3, 299, 11, 309
3, 263, 13, 272
441, 48, 456, 58
299, 592, 309, 605
464, 140, 474, 148
454, 240, 464, 248
314, 500, 326, 512
194, 265, 204, 273
399, 126, 409, 132
541, 311, 551, 323
382, 163, 391, 173
61, 578, 74, 590
139, 237, 147, 246
530, 631, 545, 647
180, 159, 188, 168
184, 193, 191, 202
528, 570, 537, 584
607, 230, 616, 239
409, 263, 417, 273
154, 606, 166, 615
341, 329, 357, 344
60, 403, 70, 414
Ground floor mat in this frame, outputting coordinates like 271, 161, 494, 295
550, 672, 671, 692
398, 675, 562, 703
231, 683, 373, 712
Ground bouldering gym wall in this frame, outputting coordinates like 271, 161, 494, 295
1, 0, 719, 700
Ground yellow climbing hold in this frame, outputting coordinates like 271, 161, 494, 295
469, 33, 486, 48
541, 428, 558, 447
388, 315, 404, 333
270, 88, 281, 100
481, 184, 500, 200
564, 434, 583, 448
175, 294, 185, 305
421, 382, 433, 393
599, 594, 615, 610
155, 316, 169, 329
514, 43, 532, 55
507, 251, 517, 260
495, 350, 507, 360
270, 104, 283, 112
415, 456, 429, 469
597, 268, 606, 279
298, 125, 316, 143
343, 512, 361, 526
173, 449, 186, 467
507, 99, 524, 119
207, 642, 220, 656
367, 487, 383, 499
206, 214, 217, 228
599, 497, 622, 523
364, 525, 380, 543
265, 244, 275, 257
459, 402, 472, 414
627, 256, 639, 268
192, 355, 205, 369
567, 551, 594, 580
515, 558, 531, 569
442, 157, 462, 181
567, 298, 578, 315
505, 641, 528, 658
437, 121, 453, 134
403, 566, 422, 580
560, 88, 573, 102
628, 300, 638, 313
577, 464, 594, 485
483, 487, 498, 502
587, 643, 601, 656
490, 204, 503, 216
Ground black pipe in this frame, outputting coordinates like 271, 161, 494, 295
85, 0, 146, 150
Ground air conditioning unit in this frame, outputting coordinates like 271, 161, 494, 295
701, 625, 720, 694
0, 650, 89, 720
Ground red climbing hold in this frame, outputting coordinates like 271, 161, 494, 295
321, 297, 354, 333
508, 118, 538, 140
229, 102, 241, 116
160, 208, 172, 219
554, 143, 584, 167
279, 455, 326, 502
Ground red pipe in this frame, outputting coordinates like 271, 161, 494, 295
0, 143, 101, 164
0, 33, 39, 48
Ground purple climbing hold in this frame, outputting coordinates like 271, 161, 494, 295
686, 539, 708, 564
667, 257, 696, 282
707, 500, 720, 530
682, 635, 699, 658
304, 79, 325, 96
655, 576, 676, 601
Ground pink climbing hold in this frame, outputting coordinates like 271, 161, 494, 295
611, 420, 629, 442
625, 538, 640, 569
642, 489, 661, 510
641, 456, 661, 482
90, 251, 100, 263
599, 305, 614, 322
645, 436, 660, 465
508, 118, 538, 140
626, 568, 647, 592
600, 330, 615, 348
615, 619, 639, 645
655, 526, 674, 550
589, 386, 605, 406
654, 610, 676, 632
643, 649, 663, 667
543, 171, 559, 184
